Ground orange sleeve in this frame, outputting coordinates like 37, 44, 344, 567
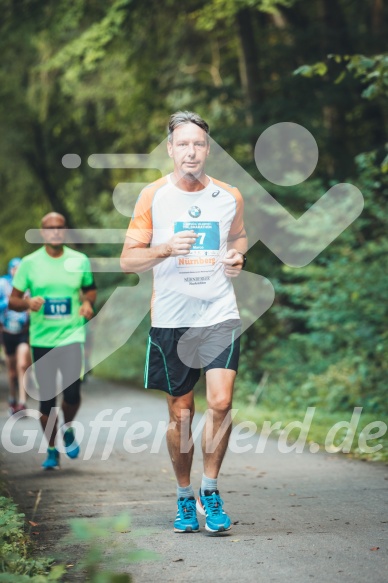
228, 188, 245, 240
126, 185, 157, 244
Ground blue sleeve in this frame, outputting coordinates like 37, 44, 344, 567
0, 278, 9, 312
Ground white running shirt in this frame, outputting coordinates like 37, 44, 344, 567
127, 175, 245, 328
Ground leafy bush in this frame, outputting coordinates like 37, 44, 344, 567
0, 496, 64, 581
0, 495, 158, 583
236, 146, 388, 415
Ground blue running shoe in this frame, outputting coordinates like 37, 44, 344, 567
174, 497, 199, 533
42, 447, 60, 470
63, 427, 80, 459
196, 490, 231, 533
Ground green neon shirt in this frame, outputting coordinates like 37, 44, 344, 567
13, 246, 94, 347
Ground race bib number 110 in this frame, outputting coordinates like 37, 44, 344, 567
44, 297, 72, 319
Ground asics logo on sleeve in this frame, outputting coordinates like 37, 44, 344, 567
212, 190, 220, 197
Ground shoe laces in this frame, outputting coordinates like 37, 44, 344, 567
202, 491, 224, 516
178, 497, 196, 520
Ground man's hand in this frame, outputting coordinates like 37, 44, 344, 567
27, 296, 45, 312
79, 300, 94, 320
222, 249, 244, 278
164, 231, 198, 257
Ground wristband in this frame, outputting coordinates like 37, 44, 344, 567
236, 252, 247, 268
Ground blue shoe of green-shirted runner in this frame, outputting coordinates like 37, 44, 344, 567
63, 427, 80, 459
42, 447, 60, 470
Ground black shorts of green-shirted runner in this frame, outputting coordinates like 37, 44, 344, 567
144, 319, 241, 397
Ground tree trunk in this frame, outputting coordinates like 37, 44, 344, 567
24, 123, 72, 227
371, 0, 384, 41
235, 8, 264, 134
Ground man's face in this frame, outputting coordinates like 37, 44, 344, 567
167, 123, 210, 181
40, 215, 66, 247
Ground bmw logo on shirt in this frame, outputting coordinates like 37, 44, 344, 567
188, 206, 201, 218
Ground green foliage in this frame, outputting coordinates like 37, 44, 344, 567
192, 0, 297, 30
342, 54, 388, 99
237, 144, 388, 415
43, 0, 133, 89
64, 513, 158, 582
0, 495, 158, 582
293, 62, 328, 77
294, 54, 388, 100
0, 496, 64, 581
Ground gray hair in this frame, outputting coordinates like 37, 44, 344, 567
167, 111, 210, 142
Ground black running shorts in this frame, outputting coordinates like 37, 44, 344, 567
2, 331, 29, 356
144, 319, 241, 397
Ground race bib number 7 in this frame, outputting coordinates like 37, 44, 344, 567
174, 221, 220, 251
44, 297, 72, 319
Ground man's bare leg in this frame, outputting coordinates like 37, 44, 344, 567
202, 368, 235, 478
197, 368, 235, 532
15, 342, 30, 405
40, 400, 80, 456
62, 399, 81, 426
5, 354, 17, 405
40, 412, 58, 448
166, 390, 199, 532
166, 391, 195, 486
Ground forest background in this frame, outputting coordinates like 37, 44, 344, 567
0, 0, 387, 450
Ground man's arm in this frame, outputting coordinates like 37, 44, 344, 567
223, 229, 248, 278
120, 231, 198, 274
79, 289, 97, 320
9, 288, 45, 312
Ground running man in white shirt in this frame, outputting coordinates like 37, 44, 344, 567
121, 111, 247, 533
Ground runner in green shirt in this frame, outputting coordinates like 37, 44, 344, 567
9, 212, 97, 469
